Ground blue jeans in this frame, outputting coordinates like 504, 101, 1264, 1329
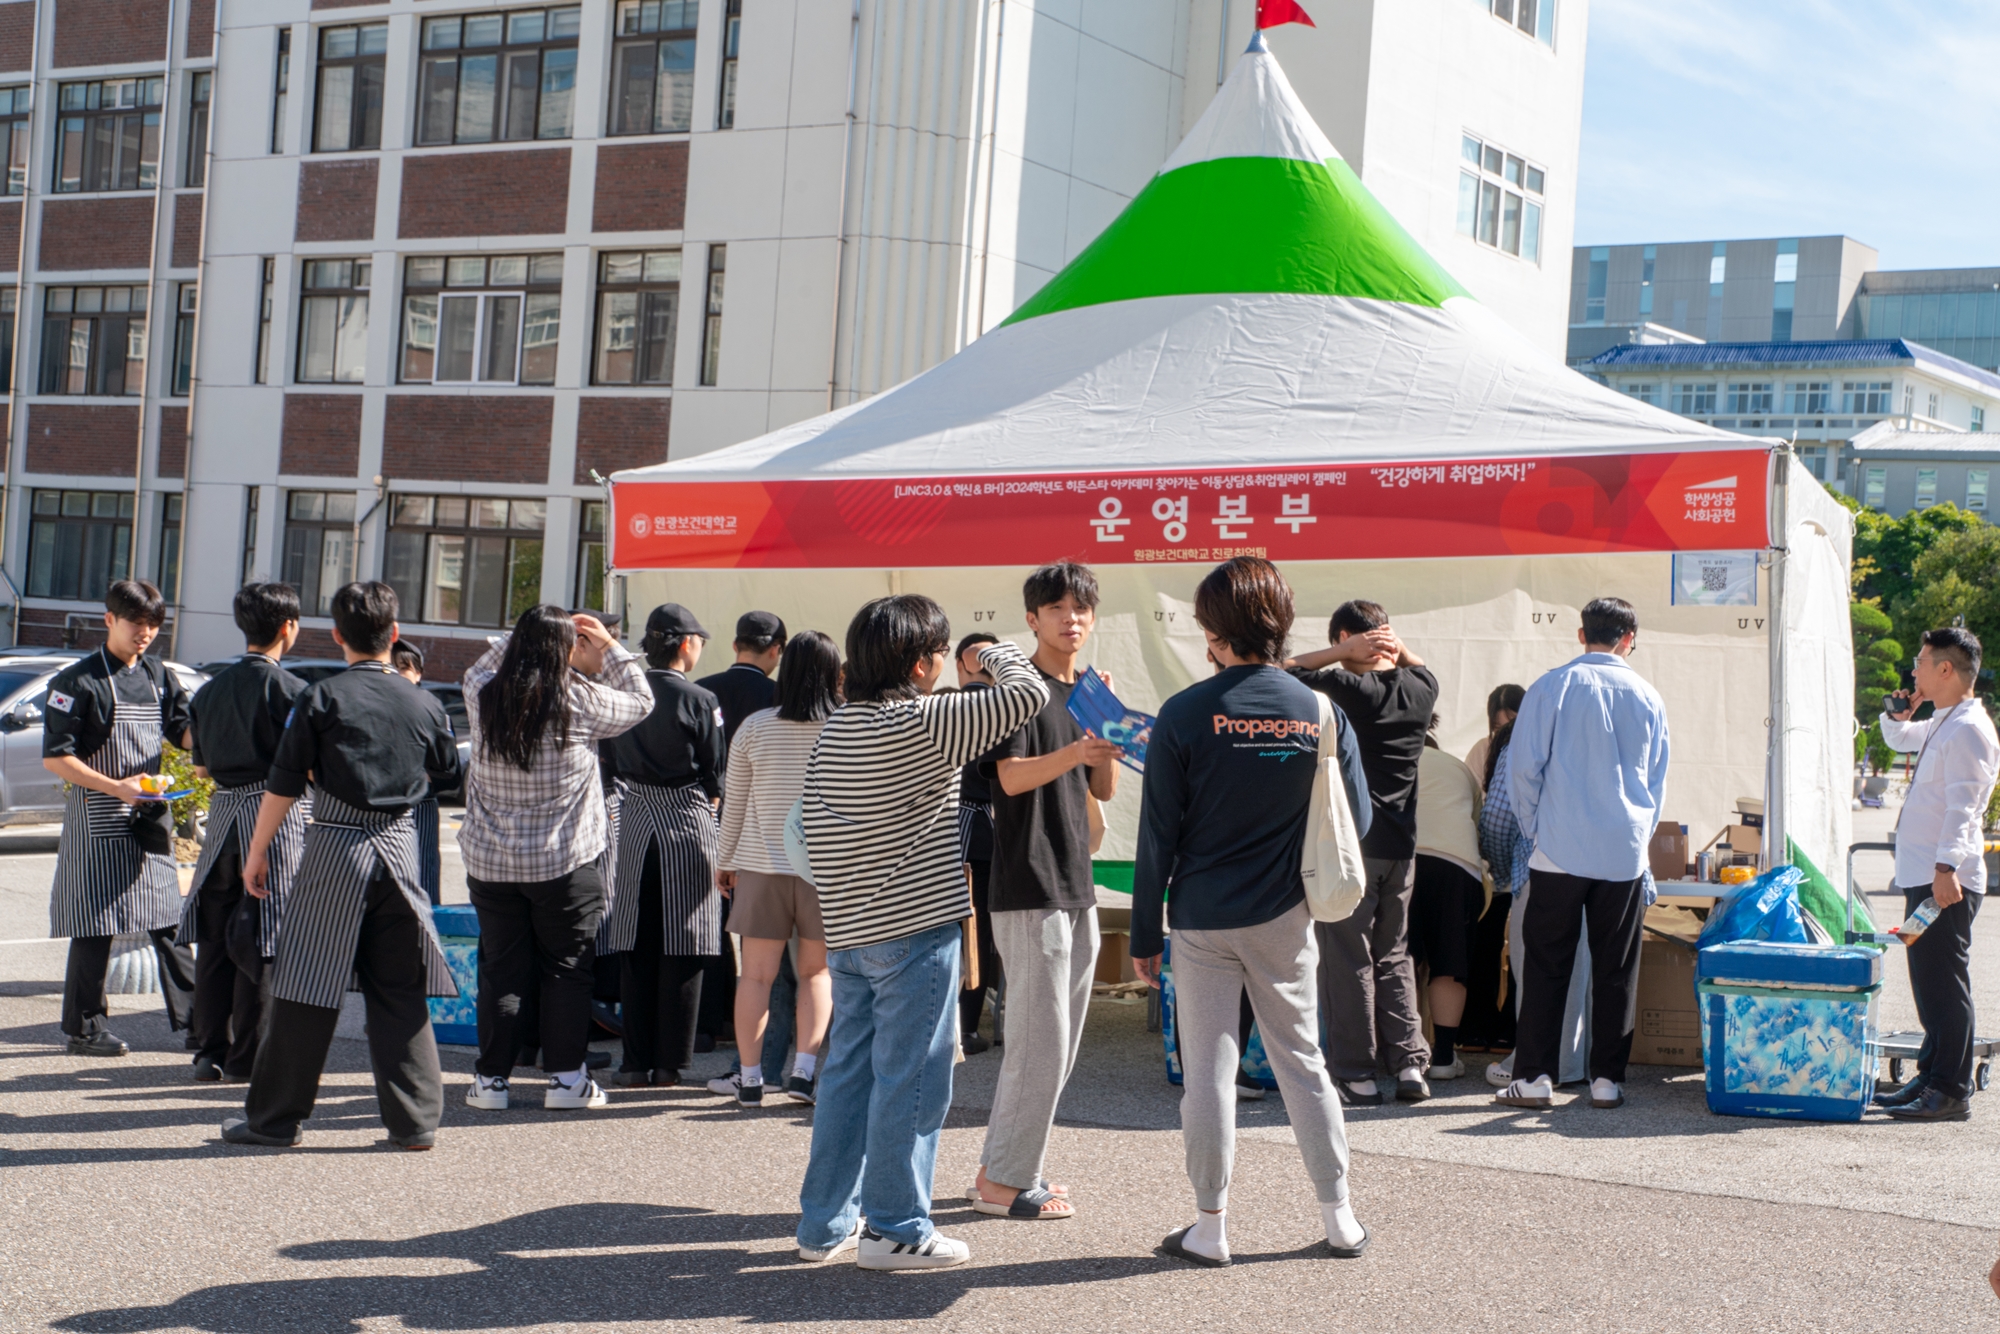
796, 923, 960, 1249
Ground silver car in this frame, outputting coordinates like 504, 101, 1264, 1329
0, 652, 209, 823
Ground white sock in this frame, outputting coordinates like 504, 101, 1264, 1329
553, 1067, 586, 1089
740, 1064, 763, 1087
792, 1053, 818, 1080
1185, 1209, 1229, 1261
1322, 1199, 1365, 1249
1346, 1078, 1378, 1096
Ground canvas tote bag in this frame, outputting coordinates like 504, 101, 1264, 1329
1301, 692, 1368, 921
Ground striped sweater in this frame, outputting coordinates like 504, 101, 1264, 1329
804, 641, 1047, 951
717, 707, 823, 876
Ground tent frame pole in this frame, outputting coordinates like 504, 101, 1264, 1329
1763, 445, 1791, 871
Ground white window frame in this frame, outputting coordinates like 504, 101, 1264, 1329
1864, 466, 1887, 507
1454, 133, 1545, 263
1915, 467, 1938, 509
1968, 469, 1989, 511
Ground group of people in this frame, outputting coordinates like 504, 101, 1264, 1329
41, 552, 1993, 1272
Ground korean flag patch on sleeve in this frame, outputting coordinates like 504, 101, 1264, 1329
714, 707, 726, 729
48, 690, 74, 715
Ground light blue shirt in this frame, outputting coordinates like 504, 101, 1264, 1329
1508, 652, 1670, 882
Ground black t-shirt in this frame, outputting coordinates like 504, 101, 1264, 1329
189, 654, 309, 788
977, 667, 1095, 913
1291, 662, 1438, 860
268, 661, 461, 812
695, 663, 776, 749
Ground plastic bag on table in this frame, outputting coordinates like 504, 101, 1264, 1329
1696, 864, 1810, 947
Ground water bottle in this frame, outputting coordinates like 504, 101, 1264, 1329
1894, 897, 1942, 946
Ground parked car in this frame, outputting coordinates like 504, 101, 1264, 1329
0, 652, 210, 824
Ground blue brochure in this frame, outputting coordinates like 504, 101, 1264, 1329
1065, 667, 1155, 773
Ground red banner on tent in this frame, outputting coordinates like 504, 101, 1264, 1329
609, 449, 1770, 571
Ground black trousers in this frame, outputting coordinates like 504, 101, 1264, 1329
1515, 870, 1645, 1085
1903, 886, 1983, 1100
63, 927, 196, 1038
1460, 892, 1517, 1049
191, 846, 268, 1076
242, 868, 443, 1140
619, 842, 715, 1076
959, 858, 1000, 1035
468, 864, 604, 1080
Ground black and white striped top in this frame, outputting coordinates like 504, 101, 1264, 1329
718, 708, 822, 877
803, 641, 1046, 952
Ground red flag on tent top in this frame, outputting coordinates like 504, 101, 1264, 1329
1257, 0, 1315, 28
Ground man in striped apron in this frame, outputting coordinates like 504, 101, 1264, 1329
221, 582, 463, 1151
43, 580, 196, 1058
180, 584, 312, 1082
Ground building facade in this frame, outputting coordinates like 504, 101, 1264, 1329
1842, 420, 2000, 520
1582, 338, 2000, 503
2, 0, 1590, 671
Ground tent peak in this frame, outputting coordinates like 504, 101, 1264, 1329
1159, 35, 1337, 175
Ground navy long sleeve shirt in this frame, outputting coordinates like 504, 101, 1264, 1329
1132, 664, 1370, 958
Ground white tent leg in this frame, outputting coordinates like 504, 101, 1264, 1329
1763, 446, 1792, 871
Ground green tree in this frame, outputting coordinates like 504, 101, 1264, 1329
1903, 524, 2000, 658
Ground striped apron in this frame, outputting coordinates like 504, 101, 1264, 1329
415, 796, 441, 905
49, 675, 181, 939
600, 780, 720, 956
268, 788, 458, 1011
594, 784, 622, 952
180, 781, 310, 957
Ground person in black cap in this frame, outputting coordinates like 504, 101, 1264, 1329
698, 611, 787, 747
600, 604, 727, 1085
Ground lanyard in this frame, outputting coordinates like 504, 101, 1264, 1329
1895, 700, 1966, 834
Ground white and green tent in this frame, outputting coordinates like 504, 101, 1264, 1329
612, 38, 1855, 891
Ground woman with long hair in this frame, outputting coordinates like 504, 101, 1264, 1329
600, 604, 728, 1088
459, 605, 651, 1113
1131, 557, 1369, 1267
705, 630, 843, 1107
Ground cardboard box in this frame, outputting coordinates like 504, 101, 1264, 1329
1631, 936, 1703, 1067
1648, 821, 1689, 882
1095, 931, 1136, 985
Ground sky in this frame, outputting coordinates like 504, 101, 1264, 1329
1574, 0, 2000, 270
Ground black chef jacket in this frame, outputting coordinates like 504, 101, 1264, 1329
43, 649, 192, 762
267, 660, 460, 812
695, 661, 776, 749
606, 669, 725, 799
189, 654, 309, 788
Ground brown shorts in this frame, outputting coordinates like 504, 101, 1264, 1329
726, 870, 825, 942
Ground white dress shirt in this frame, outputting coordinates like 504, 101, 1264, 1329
1882, 700, 2000, 894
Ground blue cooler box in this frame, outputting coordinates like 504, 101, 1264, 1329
428, 904, 480, 1047
1159, 937, 1303, 1090
1695, 941, 1881, 1122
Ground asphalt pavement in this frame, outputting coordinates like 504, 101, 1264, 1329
0, 806, 1996, 1331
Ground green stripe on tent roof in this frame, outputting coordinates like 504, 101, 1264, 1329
1004, 155, 1469, 326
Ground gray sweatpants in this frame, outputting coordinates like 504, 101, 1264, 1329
980, 905, 1098, 1188
1173, 902, 1351, 1212
1316, 856, 1428, 1080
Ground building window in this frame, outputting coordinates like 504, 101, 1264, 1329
593, 249, 681, 385
0, 86, 30, 195
1798, 445, 1828, 481
27, 490, 133, 601
1969, 470, 1989, 512
1456, 135, 1544, 262
718, 0, 742, 128
1672, 382, 1717, 416
0, 286, 14, 393
1725, 382, 1772, 416
184, 72, 212, 187
241, 487, 260, 585
1863, 466, 1887, 508
314, 23, 388, 153
611, 0, 699, 135
400, 254, 562, 385
1638, 244, 1655, 318
1579, 245, 1606, 323
1770, 239, 1797, 343
282, 490, 356, 617
1843, 380, 1891, 414
700, 243, 725, 386
384, 495, 546, 628
1487, 0, 1555, 47
40, 286, 148, 396
55, 79, 164, 193
1784, 381, 1829, 415
416, 7, 581, 146
297, 259, 370, 385
576, 501, 606, 609
1621, 383, 1657, 406
1904, 385, 1915, 418
156, 495, 183, 600
170, 284, 197, 397
1915, 468, 1938, 509
1926, 392, 1940, 421
255, 258, 276, 385
1974, 406, 1986, 433
271, 28, 291, 153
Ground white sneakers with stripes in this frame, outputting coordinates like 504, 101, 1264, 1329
466, 1075, 509, 1111
855, 1228, 970, 1271
545, 1072, 609, 1109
